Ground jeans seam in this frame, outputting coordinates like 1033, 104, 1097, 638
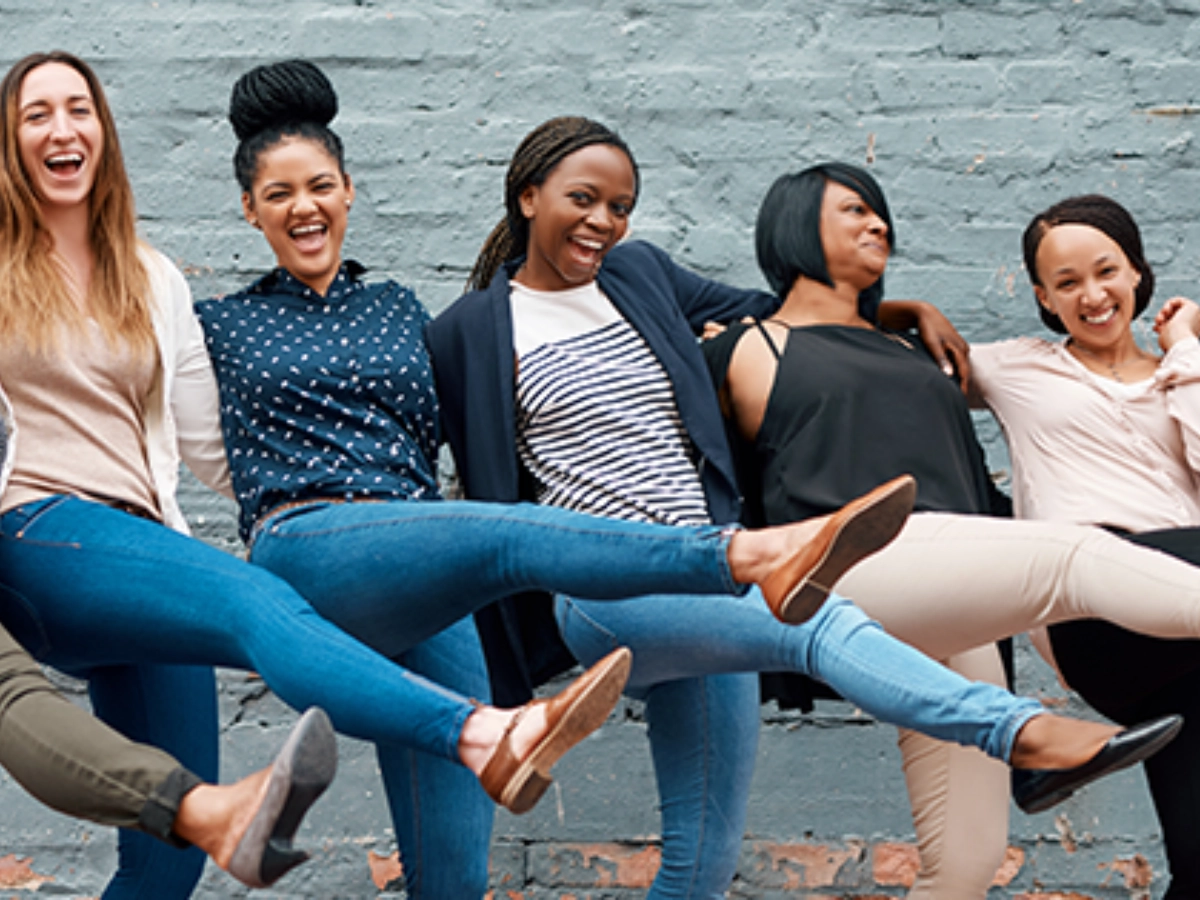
683, 682, 711, 898
407, 750, 423, 897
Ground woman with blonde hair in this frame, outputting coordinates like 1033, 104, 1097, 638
0, 52, 885, 899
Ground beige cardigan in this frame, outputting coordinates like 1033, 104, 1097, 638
0, 246, 233, 533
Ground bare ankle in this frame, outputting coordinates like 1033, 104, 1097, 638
732, 520, 829, 585
1011, 714, 1117, 770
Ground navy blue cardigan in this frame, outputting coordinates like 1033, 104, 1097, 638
426, 241, 776, 705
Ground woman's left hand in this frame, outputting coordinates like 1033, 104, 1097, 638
1154, 296, 1200, 352
879, 300, 971, 388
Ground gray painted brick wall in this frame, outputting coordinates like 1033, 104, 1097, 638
0, 1, 1196, 896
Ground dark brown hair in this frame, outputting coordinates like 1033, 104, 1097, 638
1023, 194, 1154, 334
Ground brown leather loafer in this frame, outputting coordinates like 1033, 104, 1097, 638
480, 647, 632, 814
761, 475, 916, 624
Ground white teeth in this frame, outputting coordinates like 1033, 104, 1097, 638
46, 153, 82, 167
574, 238, 603, 250
291, 224, 325, 237
1083, 308, 1117, 325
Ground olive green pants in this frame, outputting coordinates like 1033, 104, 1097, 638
0, 622, 199, 844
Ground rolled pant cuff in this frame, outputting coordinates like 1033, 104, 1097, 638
138, 766, 203, 848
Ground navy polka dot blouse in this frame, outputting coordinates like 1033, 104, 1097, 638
196, 262, 441, 542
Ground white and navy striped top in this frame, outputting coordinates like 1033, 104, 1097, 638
510, 280, 710, 527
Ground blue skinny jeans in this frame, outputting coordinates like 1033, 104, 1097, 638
0, 495, 746, 899
244, 498, 731, 898
556, 590, 1046, 900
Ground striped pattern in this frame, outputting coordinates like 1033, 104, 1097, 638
516, 319, 710, 527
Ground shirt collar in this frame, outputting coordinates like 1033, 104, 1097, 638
247, 260, 369, 302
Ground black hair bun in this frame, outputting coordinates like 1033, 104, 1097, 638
228, 59, 338, 142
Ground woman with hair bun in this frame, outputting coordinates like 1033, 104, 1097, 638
0, 49, 815, 899
969, 193, 1200, 898
427, 120, 1180, 900
196, 61, 925, 898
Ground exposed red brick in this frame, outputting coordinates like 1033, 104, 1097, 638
1102, 854, 1153, 890
993, 846, 1027, 886
560, 843, 660, 888
872, 842, 919, 886
367, 849, 403, 890
1013, 892, 1095, 899
0, 855, 52, 889
749, 840, 859, 890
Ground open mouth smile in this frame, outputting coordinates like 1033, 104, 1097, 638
1082, 307, 1117, 326
290, 222, 328, 252
44, 152, 84, 175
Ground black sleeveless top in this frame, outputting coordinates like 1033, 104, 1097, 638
703, 321, 998, 526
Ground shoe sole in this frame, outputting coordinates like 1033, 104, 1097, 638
227, 707, 338, 887
773, 476, 916, 625
498, 648, 632, 814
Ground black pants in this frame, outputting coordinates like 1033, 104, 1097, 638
1049, 527, 1200, 900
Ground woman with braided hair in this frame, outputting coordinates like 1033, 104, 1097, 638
192, 60, 962, 898
426, 117, 1179, 900
0, 49, 827, 898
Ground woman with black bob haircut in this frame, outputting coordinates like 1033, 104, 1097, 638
756, 161, 894, 324
707, 161, 1200, 899
197, 61, 917, 899
970, 192, 1200, 898
430, 123, 1181, 900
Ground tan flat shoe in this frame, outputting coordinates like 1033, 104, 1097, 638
761, 475, 916, 624
480, 647, 632, 814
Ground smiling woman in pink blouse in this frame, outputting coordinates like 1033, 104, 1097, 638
970, 193, 1200, 900
706, 164, 1200, 900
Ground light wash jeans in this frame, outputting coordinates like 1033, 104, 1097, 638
556, 591, 1046, 900
0, 494, 748, 899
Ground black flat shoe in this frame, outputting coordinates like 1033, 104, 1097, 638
227, 707, 338, 887
1012, 714, 1182, 815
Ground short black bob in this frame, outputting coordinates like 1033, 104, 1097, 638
755, 161, 894, 324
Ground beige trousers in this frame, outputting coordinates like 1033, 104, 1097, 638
837, 512, 1200, 899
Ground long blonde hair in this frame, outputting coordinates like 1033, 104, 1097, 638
0, 51, 153, 354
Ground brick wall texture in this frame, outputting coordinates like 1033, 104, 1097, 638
1, 0, 1197, 896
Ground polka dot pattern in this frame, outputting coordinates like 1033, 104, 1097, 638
196, 263, 440, 542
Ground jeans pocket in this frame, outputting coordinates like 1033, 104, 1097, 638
248, 502, 331, 554
0, 495, 72, 541
554, 595, 622, 666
